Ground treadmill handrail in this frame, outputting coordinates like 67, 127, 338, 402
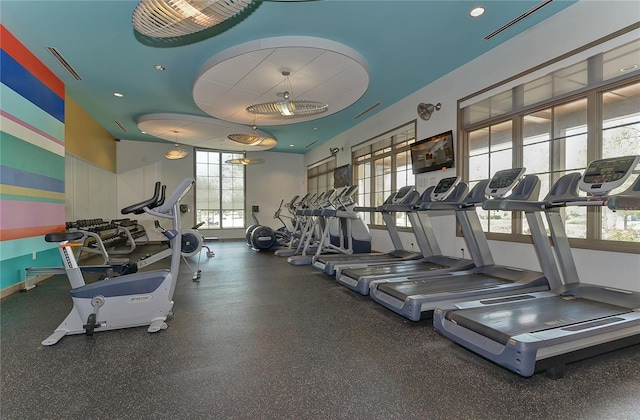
460, 180, 491, 208
353, 205, 379, 212
411, 187, 436, 210
415, 184, 468, 211
606, 170, 640, 210
608, 194, 640, 210
383, 203, 418, 212
484, 200, 546, 212
486, 173, 591, 211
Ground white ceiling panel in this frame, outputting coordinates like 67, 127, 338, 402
199, 54, 262, 87
236, 61, 288, 93
264, 47, 325, 72
193, 79, 231, 107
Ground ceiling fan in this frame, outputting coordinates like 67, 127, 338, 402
417, 102, 442, 120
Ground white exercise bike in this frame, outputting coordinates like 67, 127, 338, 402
41, 178, 194, 346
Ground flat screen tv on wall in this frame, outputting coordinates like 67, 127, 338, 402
334, 164, 352, 188
410, 130, 455, 174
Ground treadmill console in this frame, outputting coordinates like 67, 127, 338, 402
486, 168, 526, 198
392, 186, 417, 204
579, 155, 640, 195
430, 177, 461, 201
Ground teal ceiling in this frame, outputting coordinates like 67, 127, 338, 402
0, 0, 577, 153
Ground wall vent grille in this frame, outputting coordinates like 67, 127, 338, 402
45, 46, 82, 80
484, 0, 554, 40
114, 120, 128, 132
353, 102, 382, 120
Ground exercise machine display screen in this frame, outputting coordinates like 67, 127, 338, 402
431, 177, 460, 201
580, 155, 640, 195
392, 186, 416, 204
486, 168, 526, 197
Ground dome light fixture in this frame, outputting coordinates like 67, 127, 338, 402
132, 0, 254, 38
165, 131, 188, 160
246, 71, 328, 119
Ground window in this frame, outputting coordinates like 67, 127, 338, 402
468, 120, 513, 234
307, 158, 336, 197
353, 122, 416, 227
195, 149, 245, 229
459, 37, 640, 251
601, 82, 640, 242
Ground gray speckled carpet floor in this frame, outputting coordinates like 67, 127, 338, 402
2, 241, 639, 419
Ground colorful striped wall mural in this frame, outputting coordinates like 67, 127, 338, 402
0, 24, 66, 290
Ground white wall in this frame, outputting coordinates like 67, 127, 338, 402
65, 154, 118, 222
304, 1, 640, 291
245, 150, 306, 232
115, 140, 304, 241
116, 140, 194, 241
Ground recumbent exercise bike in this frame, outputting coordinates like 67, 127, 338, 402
41, 178, 194, 346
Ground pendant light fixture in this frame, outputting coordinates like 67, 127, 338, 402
132, 0, 254, 38
246, 70, 328, 119
165, 131, 188, 160
225, 157, 265, 165
227, 121, 278, 147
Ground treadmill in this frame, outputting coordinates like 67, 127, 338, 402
311, 186, 424, 275
335, 177, 478, 295
434, 155, 640, 379
369, 168, 560, 321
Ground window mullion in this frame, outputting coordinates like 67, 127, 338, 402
586, 89, 602, 240
512, 115, 524, 234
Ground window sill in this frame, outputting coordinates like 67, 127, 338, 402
469, 232, 640, 254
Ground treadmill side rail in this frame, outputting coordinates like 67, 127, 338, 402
434, 304, 640, 378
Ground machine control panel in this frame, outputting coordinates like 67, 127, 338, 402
579, 155, 640, 195
392, 186, 417, 204
486, 168, 526, 198
431, 176, 460, 201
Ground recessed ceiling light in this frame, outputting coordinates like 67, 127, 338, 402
289, 144, 294, 147
154, 65, 165, 71
113, 92, 124, 97
313, 127, 318, 130
470, 7, 485, 17
620, 64, 639, 72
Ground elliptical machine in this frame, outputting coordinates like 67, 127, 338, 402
41, 178, 194, 346
246, 195, 299, 251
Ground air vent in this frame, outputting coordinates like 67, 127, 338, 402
305, 140, 318, 149
353, 102, 382, 120
484, 0, 554, 40
45, 46, 82, 81
114, 121, 128, 133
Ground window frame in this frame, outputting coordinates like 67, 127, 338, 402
194, 148, 246, 230
307, 157, 337, 197
351, 121, 417, 229
457, 38, 640, 254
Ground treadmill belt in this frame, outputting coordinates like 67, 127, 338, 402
445, 296, 630, 345
342, 261, 447, 278
378, 274, 509, 302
